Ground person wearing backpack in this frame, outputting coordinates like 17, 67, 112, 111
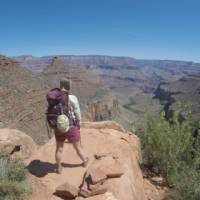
46, 79, 89, 174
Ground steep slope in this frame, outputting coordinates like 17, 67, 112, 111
26, 121, 167, 200
0, 56, 47, 144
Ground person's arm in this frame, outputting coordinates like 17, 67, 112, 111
70, 95, 81, 128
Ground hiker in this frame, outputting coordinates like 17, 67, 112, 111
46, 79, 89, 174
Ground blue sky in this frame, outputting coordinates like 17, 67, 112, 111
0, 0, 200, 61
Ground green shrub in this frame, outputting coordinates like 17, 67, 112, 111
0, 157, 30, 200
168, 166, 200, 200
140, 102, 200, 200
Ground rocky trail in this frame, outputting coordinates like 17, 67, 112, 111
7, 121, 167, 200
0, 121, 167, 200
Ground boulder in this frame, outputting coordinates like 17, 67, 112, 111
55, 182, 79, 199
0, 129, 37, 160
79, 174, 108, 197
79, 182, 108, 198
78, 156, 125, 198
89, 168, 107, 184
90, 181, 108, 196
88, 180, 106, 191
88, 156, 124, 179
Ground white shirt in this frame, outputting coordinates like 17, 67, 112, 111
68, 95, 81, 122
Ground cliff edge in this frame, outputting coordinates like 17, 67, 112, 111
1, 121, 166, 200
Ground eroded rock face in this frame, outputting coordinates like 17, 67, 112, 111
85, 98, 121, 122
0, 129, 37, 160
26, 121, 166, 200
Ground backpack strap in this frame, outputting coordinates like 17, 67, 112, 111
62, 92, 69, 117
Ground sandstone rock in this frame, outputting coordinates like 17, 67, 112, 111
102, 164, 124, 178
89, 181, 108, 196
0, 129, 37, 160
89, 168, 107, 185
90, 156, 124, 179
79, 181, 107, 197
90, 185, 107, 196
79, 187, 91, 198
88, 180, 106, 191
83, 192, 118, 200
81, 121, 125, 132
55, 182, 79, 199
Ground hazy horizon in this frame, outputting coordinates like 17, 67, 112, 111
7, 54, 198, 64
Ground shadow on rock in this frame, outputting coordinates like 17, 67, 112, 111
27, 159, 82, 177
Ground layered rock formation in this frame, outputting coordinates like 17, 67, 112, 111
13, 55, 200, 130
86, 98, 120, 122
0, 56, 47, 144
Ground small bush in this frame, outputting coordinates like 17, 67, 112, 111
140, 102, 200, 200
0, 157, 30, 200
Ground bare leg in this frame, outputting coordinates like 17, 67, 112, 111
55, 140, 64, 174
72, 142, 89, 167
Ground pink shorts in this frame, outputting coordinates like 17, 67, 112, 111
55, 127, 80, 143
